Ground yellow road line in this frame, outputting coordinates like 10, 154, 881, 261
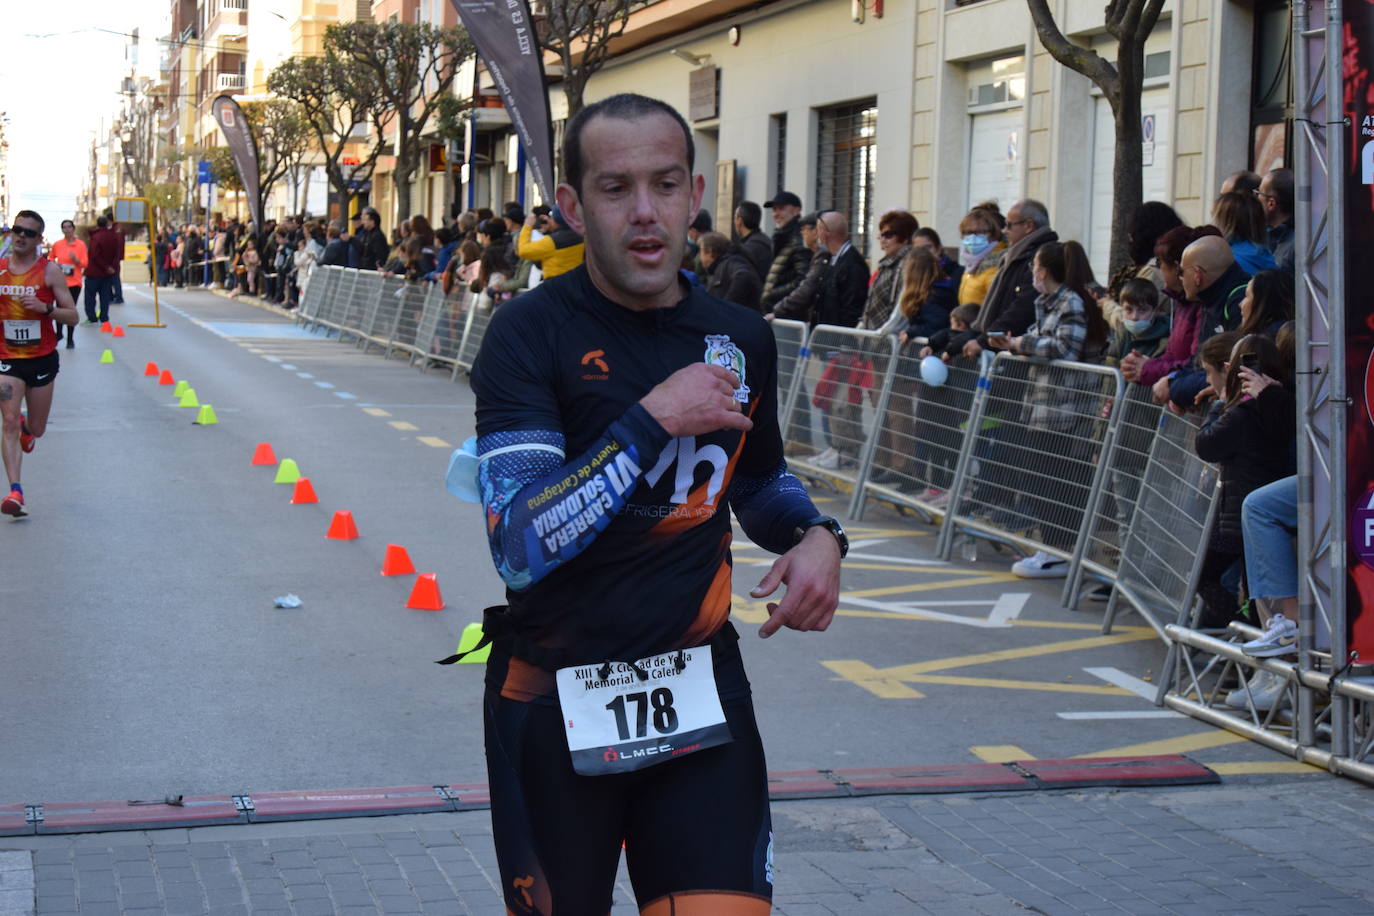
416, 436, 451, 448
1204, 761, 1325, 775
389, 421, 419, 431
821, 661, 925, 698
843, 527, 930, 538
362, 407, 391, 417
903, 674, 1132, 695
970, 745, 1034, 762
876, 630, 1158, 679
1080, 730, 1249, 758
843, 574, 1018, 598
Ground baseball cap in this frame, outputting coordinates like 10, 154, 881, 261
549, 206, 568, 227
764, 191, 803, 209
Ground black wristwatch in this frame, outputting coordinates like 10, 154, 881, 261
45, 302, 55, 316
795, 516, 848, 558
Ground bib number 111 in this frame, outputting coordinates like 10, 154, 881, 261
605, 688, 678, 740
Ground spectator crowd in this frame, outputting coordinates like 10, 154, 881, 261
90, 164, 1300, 711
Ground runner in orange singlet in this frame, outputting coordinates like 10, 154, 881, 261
1, 210, 79, 517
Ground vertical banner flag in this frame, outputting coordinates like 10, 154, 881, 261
1344, 0, 1374, 659
211, 95, 263, 230
448, 0, 556, 201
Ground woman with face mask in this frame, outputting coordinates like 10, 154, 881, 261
955, 206, 1006, 308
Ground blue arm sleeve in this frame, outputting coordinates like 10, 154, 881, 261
727, 460, 820, 555
478, 404, 670, 591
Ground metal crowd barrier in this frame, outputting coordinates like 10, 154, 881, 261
933, 352, 1123, 569
858, 347, 984, 523
1099, 409, 1220, 638
780, 326, 899, 502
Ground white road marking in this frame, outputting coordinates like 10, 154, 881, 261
334, 392, 357, 400
1056, 711, 1181, 720
263, 356, 282, 363
279, 363, 296, 370
314, 381, 335, 389
836, 592, 1029, 628
296, 372, 314, 379
1083, 666, 1158, 701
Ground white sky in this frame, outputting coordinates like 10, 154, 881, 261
7, 1, 169, 224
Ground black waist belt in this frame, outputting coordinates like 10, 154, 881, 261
436, 605, 739, 672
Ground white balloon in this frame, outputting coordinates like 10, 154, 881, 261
920, 355, 949, 387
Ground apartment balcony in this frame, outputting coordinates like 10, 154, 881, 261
216, 73, 246, 91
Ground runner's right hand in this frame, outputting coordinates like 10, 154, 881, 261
641, 363, 753, 438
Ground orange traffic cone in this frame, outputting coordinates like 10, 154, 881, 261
251, 442, 277, 465
406, 573, 445, 610
143, 361, 159, 376
382, 544, 416, 576
112, 326, 125, 338
100, 321, 111, 333
158, 369, 175, 385
326, 510, 359, 540
290, 477, 318, 504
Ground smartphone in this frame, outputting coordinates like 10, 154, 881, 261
1240, 352, 1259, 370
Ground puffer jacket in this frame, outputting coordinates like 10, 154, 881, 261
760, 217, 811, 311
517, 224, 585, 278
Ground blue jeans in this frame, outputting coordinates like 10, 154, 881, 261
1242, 475, 1298, 599
83, 275, 115, 323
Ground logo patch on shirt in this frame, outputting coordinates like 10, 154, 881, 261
703, 334, 750, 402
580, 348, 609, 379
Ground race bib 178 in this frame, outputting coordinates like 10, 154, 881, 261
555, 646, 732, 776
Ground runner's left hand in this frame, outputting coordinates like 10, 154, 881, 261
751, 527, 841, 638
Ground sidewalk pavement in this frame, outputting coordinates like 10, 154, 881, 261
2, 776, 1371, 916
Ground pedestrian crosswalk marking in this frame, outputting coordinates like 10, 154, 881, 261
417, 436, 451, 448
389, 421, 418, 431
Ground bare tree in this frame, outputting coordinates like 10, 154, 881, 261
1026, 0, 1165, 276
117, 88, 160, 197
269, 51, 390, 221
330, 20, 474, 223
239, 100, 313, 222
539, 0, 634, 119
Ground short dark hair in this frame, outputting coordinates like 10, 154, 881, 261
96, 215, 109, 228
734, 201, 761, 232
698, 231, 731, 259
562, 93, 695, 194
950, 304, 979, 327
914, 227, 942, 250
15, 210, 45, 231
1266, 168, 1294, 214
1119, 277, 1160, 311
690, 209, 712, 233
60, 219, 75, 231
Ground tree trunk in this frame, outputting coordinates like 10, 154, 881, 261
1108, 41, 1146, 278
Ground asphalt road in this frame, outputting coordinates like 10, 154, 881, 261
0, 283, 1314, 804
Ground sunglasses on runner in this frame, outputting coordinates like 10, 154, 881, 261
11, 226, 40, 238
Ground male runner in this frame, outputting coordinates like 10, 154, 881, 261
1, 211, 79, 516
468, 94, 845, 915
47, 219, 86, 349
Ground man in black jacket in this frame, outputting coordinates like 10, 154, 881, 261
812, 210, 867, 328
699, 231, 762, 311
355, 207, 390, 271
733, 201, 771, 280
964, 198, 1057, 359
760, 191, 812, 312
808, 210, 871, 470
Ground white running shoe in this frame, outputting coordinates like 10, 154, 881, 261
1011, 550, 1068, 579
1241, 613, 1298, 657
811, 448, 842, 469
1223, 668, 1290, 711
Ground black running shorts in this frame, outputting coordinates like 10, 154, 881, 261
484, 685, 774, 915
0, 350, 59, 389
